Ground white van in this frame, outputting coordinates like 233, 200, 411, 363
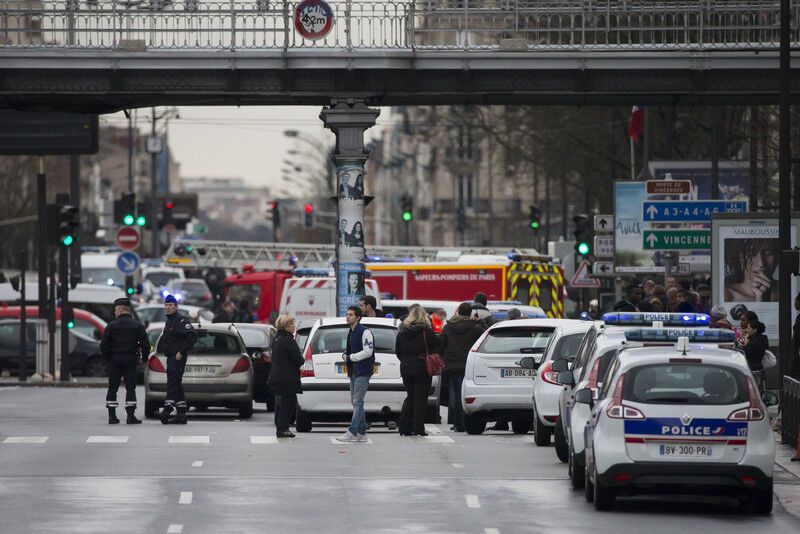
279, 277, 381, 328
81, 252, 125, 287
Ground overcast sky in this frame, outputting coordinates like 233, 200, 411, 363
102, 106, 390, 195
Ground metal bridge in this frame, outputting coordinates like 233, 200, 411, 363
2, 1, 800, 111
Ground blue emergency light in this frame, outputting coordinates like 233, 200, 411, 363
602, 312, 710, 326
624, 328, 736, 343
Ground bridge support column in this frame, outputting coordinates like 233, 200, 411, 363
320, 101, 380, 316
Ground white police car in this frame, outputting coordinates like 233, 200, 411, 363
580, 333, 777, 512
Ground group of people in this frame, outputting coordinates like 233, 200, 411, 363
212, 298, 254, 323
612, 276, 713, 315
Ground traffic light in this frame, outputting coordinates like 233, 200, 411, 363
573, 215, 592, 256
303, 203, 314, 228
124, 275, 135, 296
268, 200, 280, 229
58, 205, 79, 247
162, 198, 174, 228
116, 192, 136, 226
63, 305, 75, 329
529, 205, 541, 233
135, 201, 147, 227
400, 194, 413, 222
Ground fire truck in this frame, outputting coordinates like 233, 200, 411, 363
163, 240, 566, 320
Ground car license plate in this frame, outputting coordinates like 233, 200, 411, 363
658, 443, 713, 457
335, 362, 379, 375
500, 368, 534, 378
185, 366, 218, 376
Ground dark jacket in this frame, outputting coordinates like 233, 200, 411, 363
613, 299, 638, 312
212, 308, 233, 323
440, 315, 485, 373
743, 333, 768, 371
100, 313, 150, 365
268, 330, 304, 395
157, 312, 198, 357
232, 308, 253, 323
395, 323, 438, 377
792, 315, 800, 376
675, 301, 696, 313
345, 322, 375, 378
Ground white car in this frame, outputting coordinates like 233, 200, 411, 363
582, 335, 777, 512
527, 320, 595, 446
295, 317, 441, 432
135, 303, 213, 326
461, 319, 561, 435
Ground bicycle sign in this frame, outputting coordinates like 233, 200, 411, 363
294, 0, 334, 41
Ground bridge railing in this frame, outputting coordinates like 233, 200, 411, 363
0, 1, 797, 51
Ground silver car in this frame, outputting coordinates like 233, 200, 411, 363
144, 324, 254, 419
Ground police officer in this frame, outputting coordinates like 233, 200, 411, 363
158, 294, 198, 424
100, 297, 150, 425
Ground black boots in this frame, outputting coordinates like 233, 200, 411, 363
126, 407, 142, 425
160, 404, 174, 425
175, 407, 188, 425
161, 405, 187, 425
108, 407, 120, 425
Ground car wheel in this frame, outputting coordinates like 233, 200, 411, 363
464, 413, 486, 435
532, 407, 552, 446
593, 467, 615, 511
83, 357, 107, 378
295, 408, 312, 433
266, 394, 276, 413
238, 401, 254, 419
425, 403, 442, 424
554, 418, 568, 463
511, 419, 531, 435
584, 466, 594, 502
569, 449, 585, 489
144, 400, 159, 419
753, 482, 773, 514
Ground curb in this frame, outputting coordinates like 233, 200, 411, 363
0, 381, 108, 389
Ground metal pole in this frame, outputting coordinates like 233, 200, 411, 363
545, 172, 551, 243
69, 155, 81, 285
48, 258, 56, 378
59, 246, 70, 382
18, 251, 26, 382
151, 108, 160, 257
711, 109, 720, 200
637, 107, 654, 180
128, 110, 135, 193
749, 106, 759, 210
36, 159, 47, 319
778, 0, 791, 397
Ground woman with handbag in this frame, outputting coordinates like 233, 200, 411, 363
395, 305, 440, 436
268, 314, 305, 438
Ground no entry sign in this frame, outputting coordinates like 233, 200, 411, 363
115, 227, 141, 250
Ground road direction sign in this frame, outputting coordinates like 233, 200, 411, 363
642, 229, 712, 250
116, 251, 140, 275
594, 236, 614, 258
593, 214, 613, 233
646, 180, 692, 195
115, 226, 141, 250
570, 259, 601, 288
593, 261, 614, 276
642, 200, 748, 222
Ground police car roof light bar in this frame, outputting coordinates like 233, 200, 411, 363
602, 312, 710, 326
623, 328, 736, 343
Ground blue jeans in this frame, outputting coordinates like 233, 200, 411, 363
348, 375, 370, 435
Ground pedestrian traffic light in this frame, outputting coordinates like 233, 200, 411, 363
58, 205, 79, 247
573, 215, 592, 256
116, 192, 136, 226
400, 194, 413, 222
125, 275, 135, 296
529, 205, 541, 232
268, 200, 280, 229
303, 203, 314, 228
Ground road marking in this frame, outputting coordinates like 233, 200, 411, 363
179, 492, 193, 504
465, 494, 481, 508
191, 461, 204, 467
167, 525, 183, 533
3, 436, 48, 444
169, 435, 209, 444
424, 424, 442, 434
451, 463, 465, 468
0, 386, 20, 391
484, 529, 500, 534
412, 435, 454, 443
87, 436, 129, 443
329, 437, 373, 445
250, 436, 278, 444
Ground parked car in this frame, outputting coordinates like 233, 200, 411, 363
216, 323, 277, 410
0, 306, 106, 339
134, 303, 213, 326
164, 278, 214, 307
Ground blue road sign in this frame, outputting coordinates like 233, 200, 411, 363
116, 251, 141, 274
642, 200, 748, 222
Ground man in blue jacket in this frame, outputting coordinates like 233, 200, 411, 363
336, 306, 374, 443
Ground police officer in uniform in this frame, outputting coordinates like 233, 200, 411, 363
158, 294, 198, 424
100, 297, 150, 424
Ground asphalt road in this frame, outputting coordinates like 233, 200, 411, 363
1, 386, 799, 534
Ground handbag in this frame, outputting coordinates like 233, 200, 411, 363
762, 350, 777, 369
419, 330, 444, 377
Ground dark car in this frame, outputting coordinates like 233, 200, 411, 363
230, 323, 276, 411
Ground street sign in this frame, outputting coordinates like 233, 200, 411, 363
570, 259, 600, 288
145, 135, 163, 154
642, 200, 748, 222
593, 214, 613, 233
116, 251, 140, 275
294, 0, 334, 40
592, 261, 614, 276
594, 236, 614, 258
646, 180, 692, 195
115, 226, 141, 250
642, 229, 712, 251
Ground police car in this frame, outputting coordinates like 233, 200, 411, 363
580, 330, 777, 512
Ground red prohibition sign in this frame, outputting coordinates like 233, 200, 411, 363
294, 0, 334, 40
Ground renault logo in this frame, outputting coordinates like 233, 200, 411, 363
680, 413, 692, 425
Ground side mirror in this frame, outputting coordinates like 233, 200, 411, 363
518, 356, 536, 369
574, 388, 594, 407
557, 370, 575, 387
761, 391, 779, 407
552, 359, 569, 372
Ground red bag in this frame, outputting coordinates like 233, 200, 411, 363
419, 330, 444, 377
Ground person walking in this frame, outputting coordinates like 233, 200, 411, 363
157, 295, 198, 425
100, 297, 151, 425
742, 320, 769, 389
212, 300, 236, 323
268, 314, 304, 438
336, 306, 375, 443
709, 306, 733, 330
440, 302, 485, 433
395, 306, 438, 436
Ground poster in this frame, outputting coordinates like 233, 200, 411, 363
614, 181, 656, 272
336, 163, 366, 315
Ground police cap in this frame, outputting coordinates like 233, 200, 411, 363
114, 298, 131, 307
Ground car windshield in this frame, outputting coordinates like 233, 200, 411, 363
310, 325, 397, 354
623, 364, 748, 405
478, 327, 554, 354
238, 328, 271, 348
146, 272, 181, 287
170, 280, 208, 293
82, 267, 123, 287
180, 332, 241, 355
138, 307, 188, 324
226, 284, 262, 310
552, 333, 585, 361
72, 318, 99, 338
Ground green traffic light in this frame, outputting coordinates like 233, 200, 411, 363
126, 287, 134, 295
530, 221, 540, 229
136, 215, 146, 226
66, 321, 75, 329
187, 245, 194, 252
577, 242, 590, 255
123, 214, 135, 226
61, 235, 74, 247
402, 211, 412, 222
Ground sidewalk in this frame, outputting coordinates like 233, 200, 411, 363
774, 436, 800, 520
0, 377, 107, 388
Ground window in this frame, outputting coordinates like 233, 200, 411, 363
571, 329, 597, 374
237, 327, 272, 349
477, 327, 555, 354
72, 319, 99, 338
552, 333, 585, 362
295, 328, 311, 352
598, 359, 620, 400
82, 267, 123, 287
458, 174, 474, 209
310, 326, 398, 355
169, 332, 242, 355
624, 364, 748, 405
226, 284, 262, 310
515, 278, 531, 307
579, 347, 617, 383
146, 272, 181, 287
537, 279, 553, 315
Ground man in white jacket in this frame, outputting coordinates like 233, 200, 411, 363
336, 306, 375, 443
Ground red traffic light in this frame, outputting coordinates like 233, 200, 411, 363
304, 203, 314, 214
269, 201, 277, 210
165, 201, 174, 209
